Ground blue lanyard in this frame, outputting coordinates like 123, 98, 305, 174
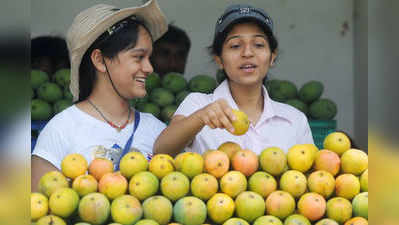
116, 110, 140, 170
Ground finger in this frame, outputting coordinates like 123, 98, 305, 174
201, 116, 215, 129
214, 104, 233, 127
225, 108, 236, 122
218, 101, 236, 122
208, 110, 222, 128
219, 114, 235, 133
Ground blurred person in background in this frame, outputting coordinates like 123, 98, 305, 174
31, 36, 70, 78
150, 24, 191, 77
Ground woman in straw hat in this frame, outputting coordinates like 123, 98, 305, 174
32, 0, 168, 191
154, 3, 314, 156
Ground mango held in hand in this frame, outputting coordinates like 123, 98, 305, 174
230, 110, 250, 136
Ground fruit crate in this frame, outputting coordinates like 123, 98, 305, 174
31, 120, 48, 152
309, 120, 336, 149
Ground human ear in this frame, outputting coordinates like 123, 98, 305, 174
270, 51, 277, 66
213, 55, 224, 70
90, 49, 107, 73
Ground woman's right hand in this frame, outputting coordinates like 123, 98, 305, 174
195, 99, 237, 133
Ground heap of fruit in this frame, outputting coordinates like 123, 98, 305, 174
31, 131, 368, 225
130, 72, 217, 124
31, 69, 73, 121
265, 79, 337, 120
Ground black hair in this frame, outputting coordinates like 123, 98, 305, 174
78, 18, 148, 102
153, 24, 191, 52
31, 36, 70, 73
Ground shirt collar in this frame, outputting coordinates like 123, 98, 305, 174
212, 80, 294, 124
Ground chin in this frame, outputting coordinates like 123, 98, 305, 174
237, 78, 262, 86
133, 90, 147, 98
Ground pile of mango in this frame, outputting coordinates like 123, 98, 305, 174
31, 131, 367, 225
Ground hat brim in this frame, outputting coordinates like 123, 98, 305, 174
69, 0, 167, 102
217, 14, 272, 36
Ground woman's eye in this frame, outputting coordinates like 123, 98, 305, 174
255, 43, 265, 48
134, 55, 144, 60
230, 44, 240, 49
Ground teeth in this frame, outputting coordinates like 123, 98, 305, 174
241, 64, 255, 69
135, 77, 146, 82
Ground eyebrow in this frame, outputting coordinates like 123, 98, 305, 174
129, 48, 146, 53
226, 34, 267, 42
126, 48, 152, 55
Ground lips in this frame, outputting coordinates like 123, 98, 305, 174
239, 63, 257, 73
134, 76, 146, 83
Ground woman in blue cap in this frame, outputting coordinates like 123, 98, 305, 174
154, 4, 314, 156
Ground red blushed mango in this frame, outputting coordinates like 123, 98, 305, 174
88, 158, 114, 181
313, 150, 341, 176
98, 172, 128, 200
232, 149, 259, 177
204, 150, 229, 178
297, 192, 326, 221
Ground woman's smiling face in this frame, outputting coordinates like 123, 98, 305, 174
104, 25, 154, 99
215, 22, 276, 87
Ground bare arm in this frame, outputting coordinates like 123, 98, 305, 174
31, 155, 59, 192
154, 99, 236, 157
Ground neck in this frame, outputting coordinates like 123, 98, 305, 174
229, 81, 264, 114
88, 85, 131, 121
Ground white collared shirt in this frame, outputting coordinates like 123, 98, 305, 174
174, 80, 314, 154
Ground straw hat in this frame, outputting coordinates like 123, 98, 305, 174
66, 0, 167, 102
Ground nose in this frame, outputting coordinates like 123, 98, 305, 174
142, 58, 153, 74
242, 44, 254, 58
169, 56, 179, 70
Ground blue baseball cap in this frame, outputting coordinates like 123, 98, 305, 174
215, 4, 273, 36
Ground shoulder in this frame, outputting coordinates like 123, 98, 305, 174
179, 92, 215, 109
184, 92, 212, 104
271, 100, 308, 123
42, 105, 78, 130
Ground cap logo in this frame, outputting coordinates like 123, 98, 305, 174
239, 7, 250, 14
216, 7, 273, 31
